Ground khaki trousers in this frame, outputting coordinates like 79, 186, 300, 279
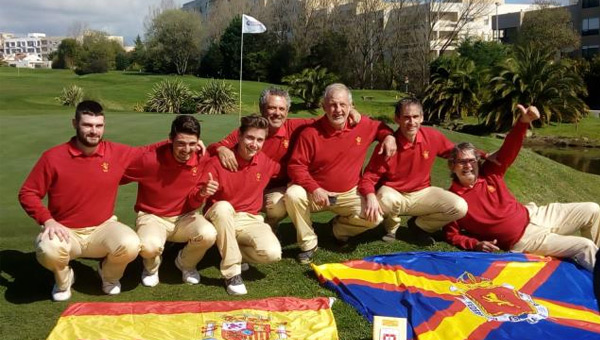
378, 185, 468, 234
263, 186, 287, 229
35, 216, 140, 290
136, 211, 217, 273
284, 185, 382, 251
512, 202, 600, 271
205, 201, 281, 279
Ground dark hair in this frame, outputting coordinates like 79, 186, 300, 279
259, 87, 291, 113
395, 97, 423, 118
169, 115, 201, 140
448, 142, 480, 180
240, 114, 269, 135
75, 100, 104, 122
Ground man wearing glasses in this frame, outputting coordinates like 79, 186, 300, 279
444, 104, 599, 271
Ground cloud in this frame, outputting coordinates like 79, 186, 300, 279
0, 0, 185, 44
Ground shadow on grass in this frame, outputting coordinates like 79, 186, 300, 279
0, 250, 52, 303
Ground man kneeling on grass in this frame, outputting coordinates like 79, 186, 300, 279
443, 104, 600, 271
192, 115, 282, 295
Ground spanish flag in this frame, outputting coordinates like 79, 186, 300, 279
313, 252, 600, 340
47, 297, 338, 340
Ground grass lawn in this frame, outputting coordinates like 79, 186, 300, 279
1, 68, 599, 340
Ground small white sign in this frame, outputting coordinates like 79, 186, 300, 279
373, 316, 407, 340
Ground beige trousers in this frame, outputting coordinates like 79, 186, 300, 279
35, 216, 140, 290
377, 185, 468, 234
205, 201, 281, 279
263, 186, 287, 229
512, 202, 600, 271
136, 211, 217, 273
284, 185, 382, 251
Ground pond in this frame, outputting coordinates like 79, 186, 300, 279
527, 146, 600, 176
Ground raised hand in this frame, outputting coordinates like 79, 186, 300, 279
200, 172, 219, 197
517, 104, 540, 124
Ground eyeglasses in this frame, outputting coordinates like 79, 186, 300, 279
455, 158, 478, 166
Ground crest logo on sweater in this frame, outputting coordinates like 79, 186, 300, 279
191, 167, 198, 176
423, 150, 430, 159
356, 136, 362, 145
256, 172, 261, 181
487, 185, 496, 193
283, 139, 289, 149
101, 162, 109, 173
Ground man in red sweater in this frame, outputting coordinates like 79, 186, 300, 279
208, 87, 360, 230
444, 104, 600, 271
18, 101, 146, 301
285, 83, 397, 264
122, 115, 217, 288
200, 115, 282, 295
359, 98, 467, 245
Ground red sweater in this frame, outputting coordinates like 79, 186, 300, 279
443, 122, 530, 250
19, 138, 162, 228
207, 118, 313, 187
359, 127, 455, 195
122, 143, 210, 217
287, 115, 393, 193
199, 151, 281, 215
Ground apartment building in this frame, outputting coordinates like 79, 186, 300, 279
2, 33, 62, 60
493, 0, 600, 58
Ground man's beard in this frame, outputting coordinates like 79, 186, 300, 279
76, 129, 102, 147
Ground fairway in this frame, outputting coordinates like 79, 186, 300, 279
1, 68, 599, 340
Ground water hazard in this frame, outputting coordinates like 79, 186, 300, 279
528, 146, 600, 176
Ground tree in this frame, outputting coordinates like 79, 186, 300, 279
52, 38, 81, 69
481, 45, 588, 131
283, 67, 338, 109
74, 31, 119, 75
130, 35, 146, 70
423, 56, 481, 122
457, 38, 511, 72
145, 9, 203, 75
517, 5, 580, 55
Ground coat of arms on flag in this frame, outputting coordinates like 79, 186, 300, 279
47, 297, 338, 340
313, 251, 600, 340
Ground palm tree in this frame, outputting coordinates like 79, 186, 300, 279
423, 57, 482, 122
481, 44, 588, 131
282, 66, 338, 109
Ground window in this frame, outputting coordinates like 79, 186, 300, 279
583, 0, 599, 8
582, 45, 599, 59
582, 17, 600, 36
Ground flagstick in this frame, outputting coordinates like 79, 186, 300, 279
239, 28, 244, 122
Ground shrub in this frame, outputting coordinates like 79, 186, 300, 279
283, 66, 338, 109
144, 78, 197, 114
55, 84, 84, 106
196, 79, 237, 115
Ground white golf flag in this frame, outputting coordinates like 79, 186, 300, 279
242, 14, 266, 34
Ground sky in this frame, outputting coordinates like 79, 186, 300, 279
0, 0, 187, 45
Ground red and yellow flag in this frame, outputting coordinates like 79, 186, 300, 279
47, 297, 338, 340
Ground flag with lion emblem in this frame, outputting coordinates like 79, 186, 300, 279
312, 252, 600, 340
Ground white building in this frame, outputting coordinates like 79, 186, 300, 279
2, 33, 62, 60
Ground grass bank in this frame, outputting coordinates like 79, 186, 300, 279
1, 68, 598, 340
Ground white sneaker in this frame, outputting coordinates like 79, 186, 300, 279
98, 266, 121, 295
52, 268, 75, 302
382, 232, 397, 243
225, 274, 247, 295
175, 254, 200, 285
141, 269, 159, 287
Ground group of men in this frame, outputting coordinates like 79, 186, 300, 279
19, 84, 599, 302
